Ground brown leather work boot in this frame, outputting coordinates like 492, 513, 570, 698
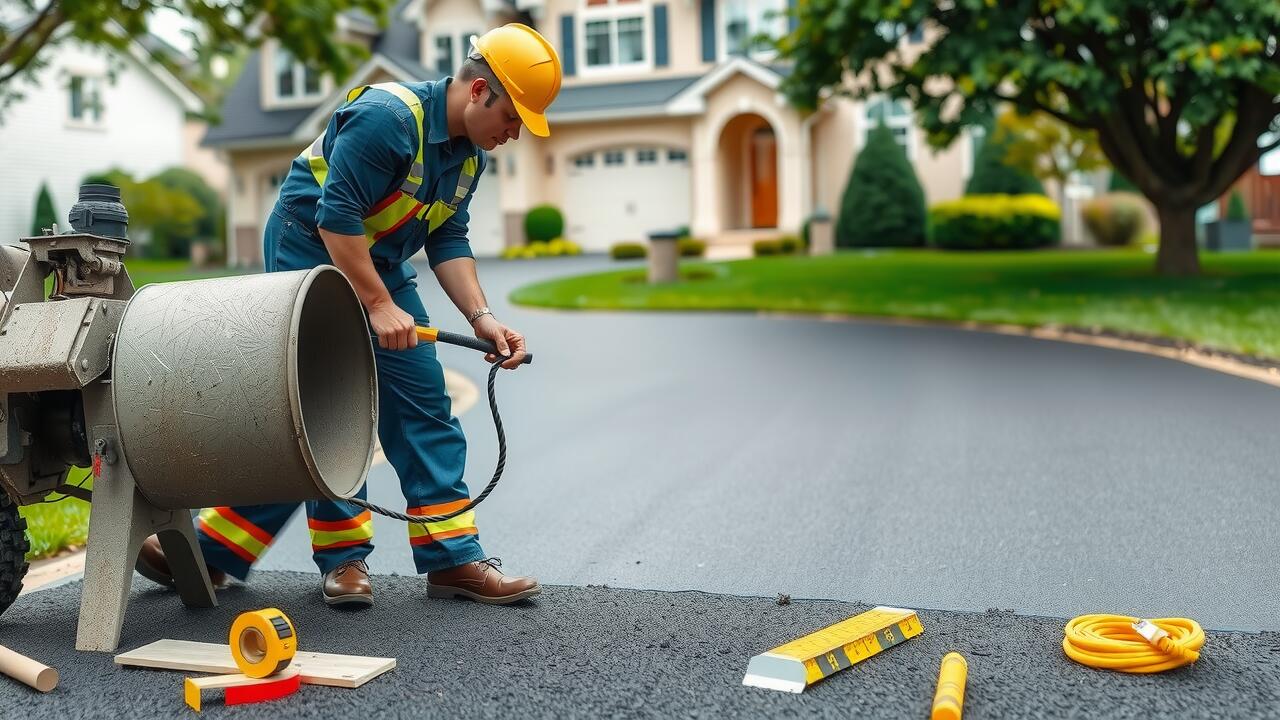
135, 534, 230, 590
322, 559, 373, 607
427, 558, 540, 604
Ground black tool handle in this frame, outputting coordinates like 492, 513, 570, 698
435, 330, 533, 364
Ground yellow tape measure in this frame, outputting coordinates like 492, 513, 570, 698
230, 609, 297, 678
743, 606, 925, 693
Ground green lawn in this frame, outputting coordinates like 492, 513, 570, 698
511, 249, 1280, 359
19, 259, 250, 561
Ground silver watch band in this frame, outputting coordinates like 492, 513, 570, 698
468, 307, 492, 324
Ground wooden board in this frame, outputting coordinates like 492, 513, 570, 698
115, 640, 394, 689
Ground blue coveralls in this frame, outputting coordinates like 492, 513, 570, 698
195, 78, 490, 578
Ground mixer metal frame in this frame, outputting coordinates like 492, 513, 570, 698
0, 228, 216, 653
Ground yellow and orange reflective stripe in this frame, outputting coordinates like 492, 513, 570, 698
308, 510, 374, 550
406, 499, 477, 546
198, 507, 273, 563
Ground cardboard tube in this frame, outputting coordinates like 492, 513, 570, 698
0, 645, 59, 692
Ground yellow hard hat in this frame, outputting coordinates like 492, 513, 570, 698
471, 24, 562, 137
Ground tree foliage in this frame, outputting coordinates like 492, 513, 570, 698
0, 0, 389, 115
779, 0, 1280, 275
993, 108, 1109, 194
80, 168, 206, 258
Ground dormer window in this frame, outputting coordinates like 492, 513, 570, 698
275, 46, 323, 101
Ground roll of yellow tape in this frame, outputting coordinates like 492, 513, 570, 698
230, 609, 297, 679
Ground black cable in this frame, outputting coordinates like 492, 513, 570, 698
345, 357, 509, 524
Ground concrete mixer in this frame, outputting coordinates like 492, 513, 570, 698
0, 184, 378, 652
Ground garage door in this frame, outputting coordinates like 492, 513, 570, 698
409, 167, 505, 261
464, 170, 503, 257
564, 147, 691, 252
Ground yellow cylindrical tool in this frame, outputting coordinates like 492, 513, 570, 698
931, 652, 968, 720
230, 609, 297, 678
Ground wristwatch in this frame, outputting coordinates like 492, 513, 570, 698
467, 306, 493, 324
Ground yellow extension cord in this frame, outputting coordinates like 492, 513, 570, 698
1063, 614, 1205, 673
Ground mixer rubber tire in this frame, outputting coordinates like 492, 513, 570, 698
0, 492, 30, 617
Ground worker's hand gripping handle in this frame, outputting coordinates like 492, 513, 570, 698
416, 327, 534, 365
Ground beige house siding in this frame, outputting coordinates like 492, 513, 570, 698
182, 120, 230, 197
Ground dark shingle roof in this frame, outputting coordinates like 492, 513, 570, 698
204, 0, 436, 147
202, 51, 314, 146
549, 75, 701, 116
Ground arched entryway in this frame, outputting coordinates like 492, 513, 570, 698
718, 113, 779, 230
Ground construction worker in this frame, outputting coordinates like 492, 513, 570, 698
135, 24, 561, 607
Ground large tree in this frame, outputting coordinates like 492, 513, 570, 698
779, 1, 1280, 276
0, 0, 389, 116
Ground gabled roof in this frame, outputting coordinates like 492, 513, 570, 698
203, 0, 437, 149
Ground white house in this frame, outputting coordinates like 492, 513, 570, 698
0, 34, 202, 245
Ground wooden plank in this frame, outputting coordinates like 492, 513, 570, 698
115, 640, 395, 689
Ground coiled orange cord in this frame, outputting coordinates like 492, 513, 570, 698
1063, 614, 1204, 673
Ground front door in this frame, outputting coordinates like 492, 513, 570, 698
750, 128, 778, 228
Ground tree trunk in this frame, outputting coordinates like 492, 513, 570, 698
1154, 201, 1200, 276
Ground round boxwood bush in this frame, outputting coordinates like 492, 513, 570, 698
677, 237, 707, 257
611, 242, 647, 260
1081, 193, 1147, 247
753, 239, 782, 256
929, 194, 1061, 250
524, 205, 564, 243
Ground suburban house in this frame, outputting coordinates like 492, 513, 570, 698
0, 31, 205, 246
204, 0, 977, 265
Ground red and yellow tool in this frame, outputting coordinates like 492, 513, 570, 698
183, 609, 302, 713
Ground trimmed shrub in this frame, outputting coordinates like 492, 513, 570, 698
1226, 189, 1250, 221
836, 123, 927, 248
677, 237, 707, 257
501, 237, 582, 259
1081, 193, 1147, 247
524, 205, 564, 243
966, 133, 1046, 196
31, 183, 57, 236
753, 239, 783, 256
611, 242, 647, 260
778, 235, 803, 254
929, 194, 1061, 250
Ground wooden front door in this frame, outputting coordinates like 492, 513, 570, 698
750, 127, 778, 228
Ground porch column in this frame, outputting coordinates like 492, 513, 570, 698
691, 116, 720, 238
777, 111, 805, 233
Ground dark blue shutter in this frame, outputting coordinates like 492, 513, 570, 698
653, 4, 669, 67
561, 15, 576, 77
700, 0, 716, 62
788, 0, 799, 34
